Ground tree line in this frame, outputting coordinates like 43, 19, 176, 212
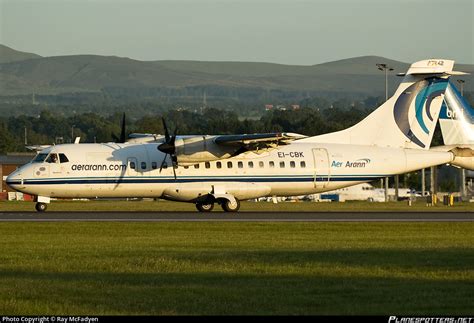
0, 106, 383, 153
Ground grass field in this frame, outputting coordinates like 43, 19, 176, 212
0, 221, 473, 315
1, 199, 473, 212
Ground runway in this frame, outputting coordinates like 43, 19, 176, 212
0, 211, 473, 222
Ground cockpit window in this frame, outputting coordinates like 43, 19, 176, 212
32, 153, 48, 163
45, 153, 59, 163
59, 153, 69, 163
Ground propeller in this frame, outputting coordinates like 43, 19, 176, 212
112, 113, 127, 143
157, 117, 178, 179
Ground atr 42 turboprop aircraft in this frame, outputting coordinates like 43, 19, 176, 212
6, 59, 474, 212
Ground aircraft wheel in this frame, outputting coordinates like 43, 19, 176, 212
221, 199, 240, 212
35, 202, 47, 212
196, 203, 214, 212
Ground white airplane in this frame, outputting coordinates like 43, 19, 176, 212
6, 59, 474, 212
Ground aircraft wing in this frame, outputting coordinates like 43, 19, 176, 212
26, 145, 52, 152
214, 132, 306, 149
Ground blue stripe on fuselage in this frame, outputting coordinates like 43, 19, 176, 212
9, 175, 386, 186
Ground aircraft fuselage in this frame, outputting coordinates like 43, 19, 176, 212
7, 141, 453, 202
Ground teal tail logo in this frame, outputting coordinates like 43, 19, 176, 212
393, 78, 448, 148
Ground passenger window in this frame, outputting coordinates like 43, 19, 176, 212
130, 162, 136, 169
300, 161, 306, 168
216, 161, 222, 169
205, 162, 210, 169
259, 161, 264, 168
184, 166, 189, 169
59, 153, 69, 163
280, 161, 285, 168
162, 162, 168, 169
248, 161, 254, 168
290, 161, 295, 168
151, 162, 157, 169
194, 164, 199, 169
238, 161, 243, 168
141, 162, 147, 170
46, 153, 59, 164
269, 161, 275, 168
227, 161, 233, 169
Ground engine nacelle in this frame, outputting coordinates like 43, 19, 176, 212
174, 136, 239, 165
450, 147, 474, 170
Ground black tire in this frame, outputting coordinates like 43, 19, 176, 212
196, 203, 214, 212
35, 202, 47, 212
221, 199, 240, 212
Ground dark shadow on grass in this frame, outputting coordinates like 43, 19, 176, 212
97, 248, 474, 271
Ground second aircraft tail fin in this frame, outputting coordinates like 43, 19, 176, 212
439, 81, 474, 145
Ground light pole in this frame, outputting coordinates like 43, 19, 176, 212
376, 63, 394, 102
71, 125, 75, 143
457, 79, 466, 200
457, 79, 465, 96
376, 63, 395, 202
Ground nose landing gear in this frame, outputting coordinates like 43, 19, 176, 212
34, 196, 51, 212
35, 202, 47, 212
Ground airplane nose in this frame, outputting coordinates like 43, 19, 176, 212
6, 170, 23, 189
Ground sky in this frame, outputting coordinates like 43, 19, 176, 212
0, 0, 473, 65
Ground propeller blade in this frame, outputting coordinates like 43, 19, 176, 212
162, 117, 170, 142
158, 117, 178, 180
170, 127, 178, 144
119, 113, 126, 143
172, 163, 177, 180
159, 154, 168, 173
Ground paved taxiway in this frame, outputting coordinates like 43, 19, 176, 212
0, 211, 473, 222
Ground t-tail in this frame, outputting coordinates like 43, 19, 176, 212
433, 79, 474, 170
303, 59, 466, 149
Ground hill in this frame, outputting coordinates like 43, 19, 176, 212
0, 44, 42, 64
0, 45, 472, 98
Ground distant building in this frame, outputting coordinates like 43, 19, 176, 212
291, 104, 300, 110
319, 183, 385, 202
265, 104, 274, 111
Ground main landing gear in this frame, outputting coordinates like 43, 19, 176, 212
196, 202, 214, 212
221, 199, 240, 212
195, 198, 240, 212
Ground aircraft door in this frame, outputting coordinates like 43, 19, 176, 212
312, 148, 330, 188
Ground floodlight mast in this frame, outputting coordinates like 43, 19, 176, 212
376, 63, 394, 102
376, 63, 395, 202
457, 79, 467, 199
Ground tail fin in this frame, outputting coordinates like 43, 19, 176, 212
439, 81, 474, 145
304, 59, 463, 149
